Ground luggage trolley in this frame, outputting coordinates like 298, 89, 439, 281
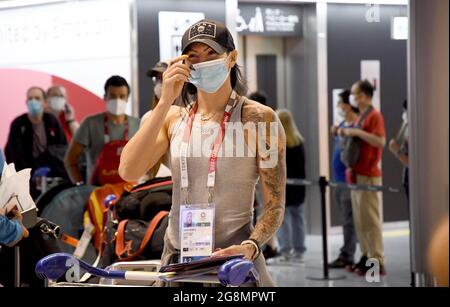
36, 253, 259, 287
34, 179, 259, 287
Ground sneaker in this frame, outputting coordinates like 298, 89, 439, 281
329, 256, 354, 269
355, 261, 387, 277
263, 245, 278, 260
289, 251, 305, 263
355, 266, 368, 276
380, 265, 387, 276
346, 255, 368, 273
266, 254, 290, 265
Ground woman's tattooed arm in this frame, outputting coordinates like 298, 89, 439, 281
242, 101, 286, 246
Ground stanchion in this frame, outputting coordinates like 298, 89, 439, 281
307, 176, 345, 281
14, 246, 20, 287
288, 177, 405, 281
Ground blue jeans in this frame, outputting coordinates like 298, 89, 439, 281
277, 204, 307, 255
334, 186, 357, 261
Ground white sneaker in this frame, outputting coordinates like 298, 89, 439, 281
266, 254, 290, 265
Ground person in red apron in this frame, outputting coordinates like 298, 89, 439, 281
119, 20, 286, 287
89, 114, 129, 186
64, 76, 140, 186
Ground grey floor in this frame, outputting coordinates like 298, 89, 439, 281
267, 222, 412, 287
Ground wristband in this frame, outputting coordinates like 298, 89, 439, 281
241, 239, 261, 260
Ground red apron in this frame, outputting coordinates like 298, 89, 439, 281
89, 114, 128, 186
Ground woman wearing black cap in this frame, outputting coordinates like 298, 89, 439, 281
120, 19, 286, 287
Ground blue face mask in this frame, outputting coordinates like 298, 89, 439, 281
188, 57, 230, 93
27, 99, 44, 117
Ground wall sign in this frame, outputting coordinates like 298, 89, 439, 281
361, 60, 381, 111
158, 11, 205, 60
391, 16, 408, 40
237, 3, 302, 37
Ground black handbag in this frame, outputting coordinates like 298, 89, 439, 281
0, 218, 65, 287
340, 106, 373, 168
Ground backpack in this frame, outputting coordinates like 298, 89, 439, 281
89, 114, 129, 186
340, 106, 373, 168
114, 177, 172, 221
98, 177, 172, 267
114, 211, 169, 261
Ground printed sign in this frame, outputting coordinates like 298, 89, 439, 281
237, 3, 302, 37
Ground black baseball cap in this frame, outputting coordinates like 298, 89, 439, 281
146, 61, 168, 78
181, 19, 235, 55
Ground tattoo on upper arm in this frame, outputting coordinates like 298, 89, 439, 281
243, 104, 287, 245
243, 109, 265, 125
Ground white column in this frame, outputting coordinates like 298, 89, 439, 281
408, 0, 449, 286
316, 2, 331, 231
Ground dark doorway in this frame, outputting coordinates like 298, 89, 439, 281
256, 55, 278, 110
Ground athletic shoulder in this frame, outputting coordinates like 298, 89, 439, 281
166, 105, 185, 124
242, 98, 277, 124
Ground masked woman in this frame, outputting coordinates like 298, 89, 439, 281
119, 20, 286, 287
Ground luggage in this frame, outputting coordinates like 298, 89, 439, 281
35, 181, 74, 212
0, 218, 65, 287
85, 182, 128, 252
40, 185, 96, 255
114, 177, 172, 221
98, 177, 172, 267
114, 211, 169, 261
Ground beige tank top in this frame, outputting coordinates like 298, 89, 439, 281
165, 96, 259, 249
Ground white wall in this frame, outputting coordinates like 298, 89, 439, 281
0, 0, 133, 110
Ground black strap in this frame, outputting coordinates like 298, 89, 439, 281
356, 106, 373, 129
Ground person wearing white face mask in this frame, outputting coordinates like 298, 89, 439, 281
338, 80, 387, 276
64, 76, 140, 186
329, 90, 359, 269
120, 19, 286, 287
45, 85, 80, 142
5, 86, 67, 199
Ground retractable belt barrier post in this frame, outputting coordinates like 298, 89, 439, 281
286, 176, 403, 281
14, 246, 20, 287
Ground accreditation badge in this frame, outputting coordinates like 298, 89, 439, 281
179, 203, 215, 263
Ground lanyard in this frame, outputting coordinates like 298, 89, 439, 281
103, 113, 129, 143
180, 91, 239, 199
